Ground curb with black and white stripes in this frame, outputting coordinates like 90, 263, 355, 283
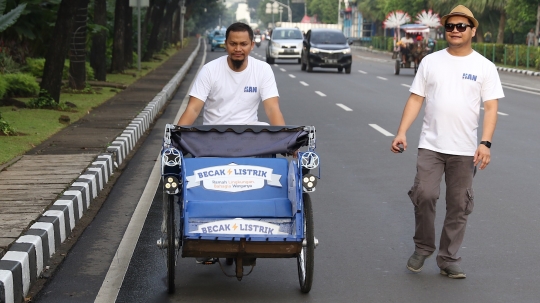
0, 38, 201, 303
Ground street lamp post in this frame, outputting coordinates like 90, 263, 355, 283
270, 0, 292, 22
265, 2, 279, 27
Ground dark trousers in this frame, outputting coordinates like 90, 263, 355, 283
408, 149, 475, 269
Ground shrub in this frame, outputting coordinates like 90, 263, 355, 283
0, 51, 21, 74
3, 73, 39, 97
24, 58, 96, 81
28, 89, 56, 109
0, 76, 8, 99
0, 112, 16, 136
25, 58, 45, 78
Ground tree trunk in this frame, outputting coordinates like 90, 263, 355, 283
143, 0, 167, 61
173, 9, 180, 45
111, 0, 128, 73
90, 0, 107, 81
157, 1, 178, 50
69, 0, 91, 90
476, 27, 483, 43
497, 10, 506, 44
124, 6, 134, 69
142, 2, 154, 47
40, 0, 79, 103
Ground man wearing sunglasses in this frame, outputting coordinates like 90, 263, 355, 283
391, 5, 504, 279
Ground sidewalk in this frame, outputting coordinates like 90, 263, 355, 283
0, 38, 200, 303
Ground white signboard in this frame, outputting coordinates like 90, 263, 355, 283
129, 0, 149, 7
186, 163, 282, 192
193, 218, 287, 235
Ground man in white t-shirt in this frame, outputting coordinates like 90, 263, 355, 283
177, 22, 285, 126
390, 5, 504, 279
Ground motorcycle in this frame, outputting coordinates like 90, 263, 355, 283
254, 34, 262, 48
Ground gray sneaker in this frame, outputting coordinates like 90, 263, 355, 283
406, 251, 432, 272
440, 264, 466, 279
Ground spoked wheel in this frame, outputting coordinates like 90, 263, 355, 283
394, 60, 400, 75
297, 193, 314, 293
166, 194, 179, 294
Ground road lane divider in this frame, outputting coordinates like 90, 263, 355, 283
401, 84, 411, 88
336, 103, 353, 111
315, 91, 326, 97
300, 81, 309, 86
369, 124, 394, 136
280, 68, 286, 72
358, 70, 367, 74
377, 76, 388, 81
289, 74, 296, 78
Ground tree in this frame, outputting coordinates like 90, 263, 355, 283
111, 0, 128, 73
40, 0, 79, 102
0, 0, 26, 32
143, 0, 166, 61
69, 0, 91, 90
90, 0, 107, 81
124, 6, 133, 68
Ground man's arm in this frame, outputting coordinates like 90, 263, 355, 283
474, 99, 498, 170
391, 93, 425, 153
176, 96, 205, 125
262, 97, 285, 125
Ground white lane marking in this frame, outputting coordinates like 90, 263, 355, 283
274, 64, 279, 67
377, 76, 388, 81
336, 103, 353, 111
300, 81, 309, 86
502, 85, 540, 96
358, 70, 367, 74
315, 91, 326, 97
480, 107, 509, 116
369, 124, 394, 136
280, 68, 286, 72
401, 84, 411, 88
289, 74, 296, 78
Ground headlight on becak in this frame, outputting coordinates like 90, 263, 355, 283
302, 173, 318, 192
164, 176, 180, 194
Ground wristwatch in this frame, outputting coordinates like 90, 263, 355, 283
480, 141, 491, 148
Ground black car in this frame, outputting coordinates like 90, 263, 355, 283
301, 29, 353, 73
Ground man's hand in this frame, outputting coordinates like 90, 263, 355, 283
391, 134, 407, 153
474, 144, 491, 170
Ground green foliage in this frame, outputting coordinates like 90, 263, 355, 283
0, 111, 16, 135
28, 89, 56, 109
0, 0, 26, 32
0, 50, 19, 74
24, 57, 45, 78
0, 74, 8, 98
24, 58, 96, 81
3, 73, 39, 97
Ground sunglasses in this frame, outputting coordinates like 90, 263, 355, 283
445, 23, 473, 32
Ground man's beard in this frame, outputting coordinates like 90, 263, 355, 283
230, 58, 244, 70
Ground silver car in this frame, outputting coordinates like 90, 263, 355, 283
266, 28, 304, 64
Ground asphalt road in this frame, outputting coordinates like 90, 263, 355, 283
33, 41, 540, 303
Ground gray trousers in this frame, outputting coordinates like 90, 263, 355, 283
408, 149, 475, 269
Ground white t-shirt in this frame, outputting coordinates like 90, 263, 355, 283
410, 49, 505, 156
189, 55, 279, 125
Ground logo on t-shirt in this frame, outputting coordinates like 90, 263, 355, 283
462, 73, 477, 81
244, 86, 258, 93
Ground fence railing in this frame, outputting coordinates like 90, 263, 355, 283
360, 37, 540, 71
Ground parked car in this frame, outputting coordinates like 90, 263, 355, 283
301, 29, 353, 73
266, 27, 304, 64
211, 31, 226, 52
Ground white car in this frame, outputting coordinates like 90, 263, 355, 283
266, 28, 304, 64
